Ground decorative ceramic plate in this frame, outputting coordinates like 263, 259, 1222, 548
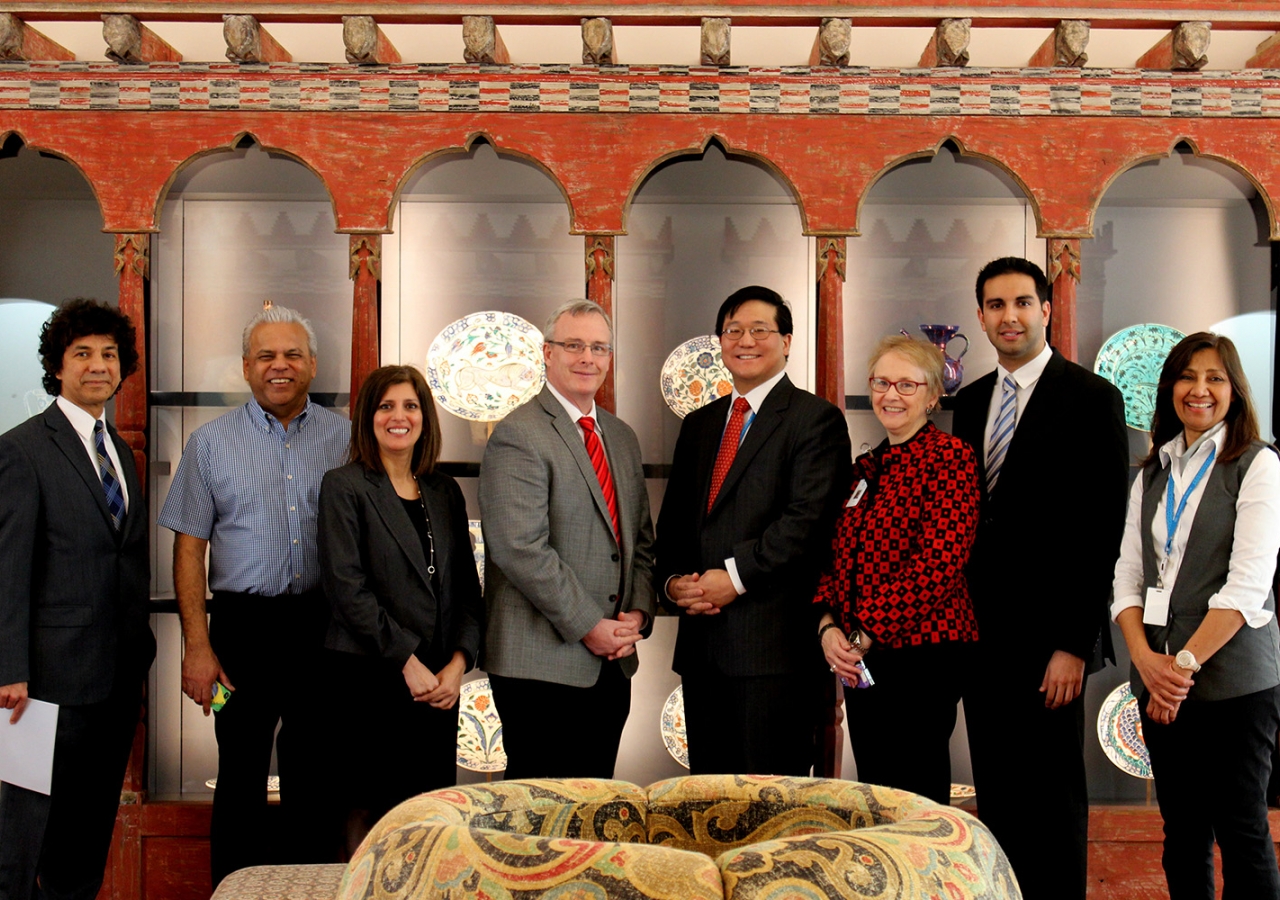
468, 519, 485, 591
1094, 324, 1186, 431
456, 677, 507, 772
1097, 681, 1152, 780
949, 783, 976, 801
661, 685, 690, 769
660, 336, 734, 419
426, 312, 544, 422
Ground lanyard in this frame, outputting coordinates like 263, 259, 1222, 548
1163, 443, 1216, 560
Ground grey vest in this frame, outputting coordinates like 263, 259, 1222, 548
1136, 441, 1280, 702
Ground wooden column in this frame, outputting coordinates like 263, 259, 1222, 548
585, 235, 616, 414
1047, 238, 1080, 363
814, 237, 846, 408
349, 235, 381, 404
114, 234, 149, 480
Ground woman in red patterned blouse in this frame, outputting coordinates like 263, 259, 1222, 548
814, 334, 980, 805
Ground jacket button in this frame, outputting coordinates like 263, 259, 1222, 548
609, 594, 619, 604
612, 553, 620, 562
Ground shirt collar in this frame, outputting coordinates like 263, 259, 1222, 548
546, 381, 598, 425
1159, 420, 1227, 471
732, 367, 788, 414
246, 395, 314, 432
56, 394, 107, 439
997, 342, 1053, 391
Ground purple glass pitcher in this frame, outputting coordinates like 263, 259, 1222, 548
900, 324, 969, 395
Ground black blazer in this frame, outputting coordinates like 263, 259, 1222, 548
0, 403, 154, 705
952, 350, 1129, 673
655, 375, 852, 678
318, 463, 483, 669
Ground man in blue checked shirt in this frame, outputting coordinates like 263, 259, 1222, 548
158, 305, 348, 888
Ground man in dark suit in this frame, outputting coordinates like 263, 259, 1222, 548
655, 286, 852, 776
953, 258, 1129, 900
0, 299, 155, 900
480, 299, 656, 780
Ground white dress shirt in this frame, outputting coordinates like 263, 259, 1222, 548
1111, 421, 1280, 628
724, 367, 788, 595
546, 381, 607, 454
981, 342, 1054, 461
56, 394, 130, 512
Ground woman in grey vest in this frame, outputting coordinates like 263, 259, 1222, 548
1112, 332, 1280, 900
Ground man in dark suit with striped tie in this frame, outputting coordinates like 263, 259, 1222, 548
953, 258, 1129, 900
0, 299, 155, 900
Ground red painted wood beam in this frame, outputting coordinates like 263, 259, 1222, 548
1047, 238, 1080, 364
586, 235, 616, 414
114, 233, 149, 481
0, 14, 73, 60
814, 237, 845, 408
349, 234, 380, 404
1246, 31, 1280, 67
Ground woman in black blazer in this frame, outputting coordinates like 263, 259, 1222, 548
319, 364, 482, 843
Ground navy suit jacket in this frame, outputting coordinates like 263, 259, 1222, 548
0, 402, 154, 705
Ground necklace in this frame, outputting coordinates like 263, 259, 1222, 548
415, 478, 436, 576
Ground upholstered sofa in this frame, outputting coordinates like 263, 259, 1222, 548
213, 774, 1021, 900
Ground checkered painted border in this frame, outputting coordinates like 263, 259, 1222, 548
1, 61, 1279, 116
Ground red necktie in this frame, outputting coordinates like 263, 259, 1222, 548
708, 396, 751, 512
579, 416, 620, 541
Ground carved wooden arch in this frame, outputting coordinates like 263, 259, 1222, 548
0, 127, 111, 231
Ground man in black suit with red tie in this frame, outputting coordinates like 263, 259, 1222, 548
953, 258, 1129, 900
655, 286, 851, 776
0, 299, 154, 900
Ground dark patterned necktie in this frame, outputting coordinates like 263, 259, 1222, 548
579, 416, 619, 541
708, 396, 751, 512
94, 420, 125, 531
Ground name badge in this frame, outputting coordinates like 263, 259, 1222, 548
1143, 586, 1170, 627
847, 480, 868, 508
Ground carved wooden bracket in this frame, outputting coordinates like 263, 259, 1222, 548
581, 17, 614, 66
343, 16, 401, 65
585, 236, 614, 282
1028, 20, 1089, 67
349, 236, 382, 281
223, 15, 292, 64
463, 16, 509, 65
1048, 238, 1081, 284
701, 18, 731, 67
113, 234, 150, 280
810, 18, 851, 67
102, 14, 182, 64
1247, 32, 1280, 68
0, 14, 74, 61
1136, 21, 1210, 71
919, 18, 970, 67
817, 237, 846, 283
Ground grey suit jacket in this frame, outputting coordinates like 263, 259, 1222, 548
479, 386, 656, 687
318, 463, 483, 668
0, 402, 154, 705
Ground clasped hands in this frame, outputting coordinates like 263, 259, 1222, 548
402, 652, 467, 709
582, 609, 647, 660
666, 569, 738, 615
1133, 648, 1194, 724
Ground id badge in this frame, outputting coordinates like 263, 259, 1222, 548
846, 480, 868, 508
1143, 586, 1170, 627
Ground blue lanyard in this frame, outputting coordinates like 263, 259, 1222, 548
1164, 444, 1216, 558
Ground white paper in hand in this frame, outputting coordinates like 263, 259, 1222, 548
0, 699, 58, 795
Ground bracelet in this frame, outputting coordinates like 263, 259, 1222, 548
817, 622, 843, 642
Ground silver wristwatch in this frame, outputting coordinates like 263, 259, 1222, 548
1174, 649, 1201, 672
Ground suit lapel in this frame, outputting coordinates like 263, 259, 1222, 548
997, 351, 1064, 488
541, 388, 618, 545
44, 404, 120, 533
708, 376, 792, 513
365, 470, 434, 589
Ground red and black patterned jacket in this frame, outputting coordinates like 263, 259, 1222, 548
813, 422, 980, 648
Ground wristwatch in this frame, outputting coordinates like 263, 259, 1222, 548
1174, 649, 1202, 673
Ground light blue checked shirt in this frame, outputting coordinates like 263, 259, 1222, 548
158, 397, 349, 596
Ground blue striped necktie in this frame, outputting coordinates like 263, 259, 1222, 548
94, 420, 126, 531
985, 374, 1018, 493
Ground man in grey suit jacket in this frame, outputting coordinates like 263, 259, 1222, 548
480, 300, 656, 780
0, 299, 155, 900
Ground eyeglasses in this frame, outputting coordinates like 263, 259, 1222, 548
546, 340, 613, 357
869, 377, 928, 395
720, 326, 782, 342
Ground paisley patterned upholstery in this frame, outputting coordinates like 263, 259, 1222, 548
210, 864, 348, 900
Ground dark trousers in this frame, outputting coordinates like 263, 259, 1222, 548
966, 659, 1089, 900
0, 673, 142, 900
1142, 686, 1280, 900
845, 641, 967, 806
682, 668, 818, 777
489, 663, 629, 780
208, 591, 329, 887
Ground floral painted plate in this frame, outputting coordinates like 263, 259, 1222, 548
456, 677, 506, 772
1097, 681, 1152, 780
660, 336, 733, 419
661, 685, 690, 769
426, 312, 544, 422
1094, 324, 1186, 431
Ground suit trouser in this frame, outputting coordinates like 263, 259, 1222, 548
1141, 686, 1280, 900
681, 668, 818, 777
966, 662, 1088, 900
490, 663, 629, 780
0, 673, 142, 900
208, 591, 330, 887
